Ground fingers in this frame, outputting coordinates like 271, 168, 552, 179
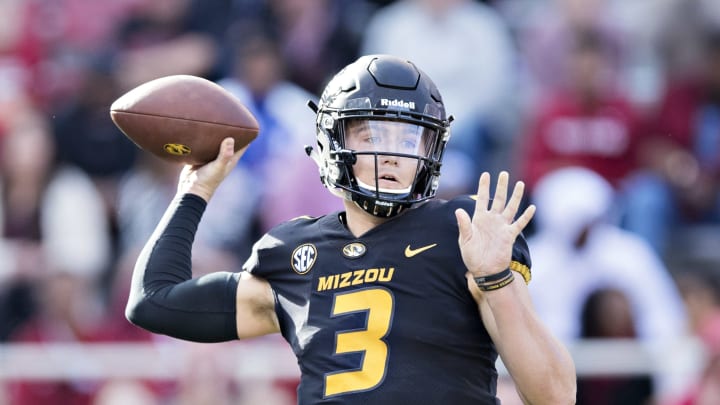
455, 208, 472, 243
218, 137, 236, 162
187, 137, 236, 171
513, 204, 536, 232
503, 179, 525, 221
216, 137, 247, 171
474, 172, 491, 215
490, 171, 509, 213
474, 171, 533, 229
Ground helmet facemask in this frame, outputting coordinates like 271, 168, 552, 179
336, 119, 442, 216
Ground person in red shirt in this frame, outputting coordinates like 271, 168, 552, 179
517, 28, 684, 253
519, 28, 646, 191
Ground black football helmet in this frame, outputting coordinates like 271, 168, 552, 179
306, 55, 452, 217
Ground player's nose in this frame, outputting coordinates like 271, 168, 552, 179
380, 153, 399, 166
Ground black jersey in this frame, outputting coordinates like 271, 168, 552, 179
244, 195, 531, 404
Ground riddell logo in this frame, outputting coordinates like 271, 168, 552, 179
380, 98, 415, 109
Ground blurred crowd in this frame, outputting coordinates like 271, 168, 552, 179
1, 0, 720, 404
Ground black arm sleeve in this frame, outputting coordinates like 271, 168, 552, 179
125, 193, 240, 342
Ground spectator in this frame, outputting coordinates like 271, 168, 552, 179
667, 263, 720, 405
510, 0, 625, 106
655, 0, 720, 82
527, 166, 687, 395
111, 0, 218, 91
217, 27, 342, 234
515, 26, 676, 254
518, 28, 645, 192
6, 271, 104, 405
576, 288, 654, 405
51, 59, 139, 245
631, 28, 720, 255
0, 107, 111, 341
0, 0, 138, 107
263, 0, 376, 95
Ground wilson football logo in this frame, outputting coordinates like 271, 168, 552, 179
291, 244, 317, 274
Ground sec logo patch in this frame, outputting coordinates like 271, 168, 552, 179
291, 244, 317, 274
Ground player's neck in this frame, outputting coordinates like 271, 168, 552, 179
342, 200, 390, 237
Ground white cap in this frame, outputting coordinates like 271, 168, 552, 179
532, 166, 615, 241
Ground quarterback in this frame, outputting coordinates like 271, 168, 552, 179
126, 55, 576, 404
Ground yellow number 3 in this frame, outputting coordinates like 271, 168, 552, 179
324, 288, 394, 397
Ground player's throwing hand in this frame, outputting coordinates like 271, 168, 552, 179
177, 137, 247, 202
455, 171, 536, 280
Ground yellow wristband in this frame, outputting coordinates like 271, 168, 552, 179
474, 268, 515, 291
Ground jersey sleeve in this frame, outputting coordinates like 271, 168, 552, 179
242, 232, 279, 277
509, 231, 532, 284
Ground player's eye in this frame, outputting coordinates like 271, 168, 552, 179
400, 138, 417, 151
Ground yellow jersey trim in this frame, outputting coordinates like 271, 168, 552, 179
509, 260, 531, 284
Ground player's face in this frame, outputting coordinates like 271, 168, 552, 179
344, 119, 434, 192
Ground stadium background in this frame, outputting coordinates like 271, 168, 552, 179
1, 0, 719, 404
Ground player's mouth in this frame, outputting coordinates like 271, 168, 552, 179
377, 173, 401, 188
358, 176, 412, 194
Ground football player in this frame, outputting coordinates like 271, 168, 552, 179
126, 55, 576, 404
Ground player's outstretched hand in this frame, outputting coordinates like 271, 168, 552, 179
455, 171, 535, 279
178, 137, 248, 202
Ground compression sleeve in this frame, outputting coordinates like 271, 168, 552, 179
125, 193, 239, 342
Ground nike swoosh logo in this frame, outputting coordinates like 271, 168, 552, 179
404, 243, 438, 258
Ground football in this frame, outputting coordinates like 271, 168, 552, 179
110, 75, 259, 165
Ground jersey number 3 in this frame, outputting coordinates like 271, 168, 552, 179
324, 288, 394, 397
